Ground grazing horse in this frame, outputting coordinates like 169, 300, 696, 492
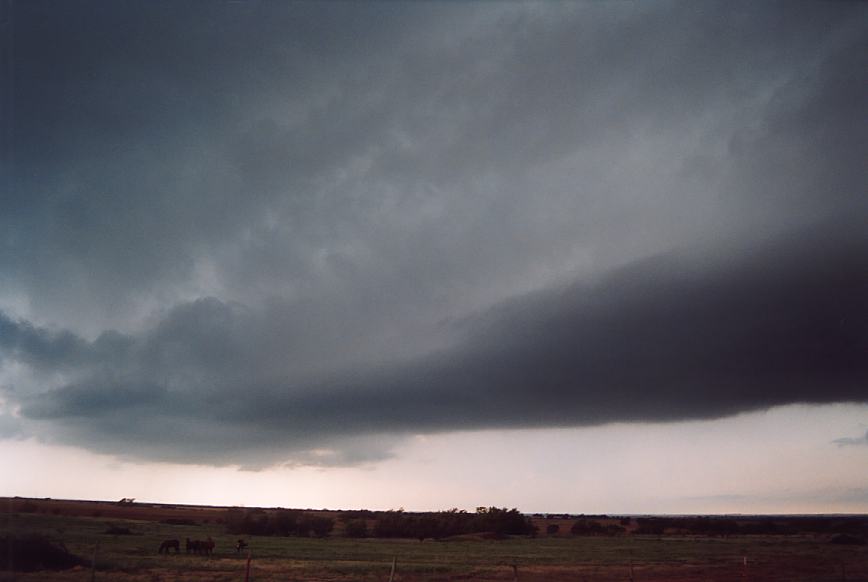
158, 539, 180, 554
186, 537, 214, 555
235, 539, 248, 553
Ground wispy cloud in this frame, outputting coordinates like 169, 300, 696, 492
834, 430, 868, 447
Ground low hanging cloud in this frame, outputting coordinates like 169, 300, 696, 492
833, 431, 868, 447
3, 220, 866, 467
1, 2, 867, 467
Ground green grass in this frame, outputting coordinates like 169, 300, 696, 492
3, 512, 868, 581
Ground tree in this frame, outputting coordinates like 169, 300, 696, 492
344, 519, 368, 538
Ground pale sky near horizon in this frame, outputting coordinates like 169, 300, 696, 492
4, 403, 868, 514
1, 1, 867, 513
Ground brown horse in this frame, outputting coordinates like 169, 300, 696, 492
185, 537, 214, 555
158, 539, 180, 554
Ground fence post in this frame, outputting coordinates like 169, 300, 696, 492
388, 556, 397, 582
512, 563, 519, 581
244, 550, 252, 582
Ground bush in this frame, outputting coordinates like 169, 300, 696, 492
370, 507, 534, 540
635, 518, 668, 535
831, 534, 866, 545
307, 515, 335, 538
474, 507, 535, 536
571, 520, 606, 536
344, 519, 368, 538
162, 518, 196, 526
546, 524, 560, 534
104, 525, 134, 535
0, 535, 89, 572
373, 510, 412, 538
224, 509, 333, 538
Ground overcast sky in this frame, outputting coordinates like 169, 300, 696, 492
1, 1, 867, 512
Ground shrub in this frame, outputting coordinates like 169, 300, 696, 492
344, 519, 368, 538
474, 507, 535, 536
307, 515, 335, 538
546, 524, 560, 535
370, 507, 534, 540
161, 518, 196, 526
0, 535, 89, 572
571, 520, 607, 536
224, 509, 333, 538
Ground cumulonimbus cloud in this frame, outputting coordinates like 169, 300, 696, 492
1, 2, 866, 468
2, 221, 866, 467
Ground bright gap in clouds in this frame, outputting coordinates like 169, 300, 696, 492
3, 403, 867, 514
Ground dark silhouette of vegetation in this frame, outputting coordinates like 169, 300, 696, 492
571, 520, 602, 535
628, 516, 868, 537
104, 525, 134, 535
307, 514, 336, 537
371, 507, 534, 540
0, 535, 89, 572
338, 509, 375, 520
546, 524, 560, 534
344, 518, 369, 538
224, 509, 335, 538
162, 518, 197, 526
15, 501, 39, 513
569, 520, 625, 536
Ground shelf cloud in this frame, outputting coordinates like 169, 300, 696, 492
1, 1, 866, 467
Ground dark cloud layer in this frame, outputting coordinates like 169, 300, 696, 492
3, 221, 866, 466
1, 1, 866, 466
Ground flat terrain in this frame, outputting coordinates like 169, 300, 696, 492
3, 498, 868, 581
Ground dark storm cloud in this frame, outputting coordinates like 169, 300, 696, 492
3, 221, 867, 466
1, 2, 867, 465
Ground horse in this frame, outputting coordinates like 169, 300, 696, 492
235, 539, 248, 553
158, 539, 180, 554
186, 537, 214, 555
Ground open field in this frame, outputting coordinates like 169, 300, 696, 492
3, 498, 868, 581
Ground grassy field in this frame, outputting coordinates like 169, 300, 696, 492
3, 506, 868, 581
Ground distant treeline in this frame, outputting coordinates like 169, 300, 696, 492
633, 516, 868, 537
224, 507, 534, 540
368, 507, 534, 540
224, 509, 335, 537
224, 508, 868, 540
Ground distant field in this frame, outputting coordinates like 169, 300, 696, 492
3, 498, 868, 581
